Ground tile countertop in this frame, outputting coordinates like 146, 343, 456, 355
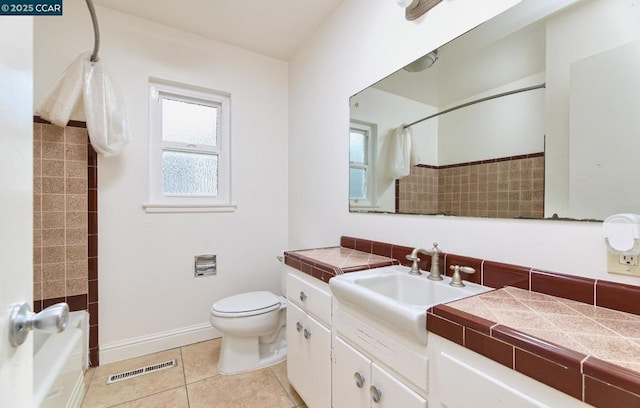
284, 247, 398, 282
430, 286, 640, 406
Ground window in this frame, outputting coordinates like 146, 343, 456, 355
145, 79, 233, 212
349, 121, 376, 207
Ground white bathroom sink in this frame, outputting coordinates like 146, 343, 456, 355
329, 265, 491, 343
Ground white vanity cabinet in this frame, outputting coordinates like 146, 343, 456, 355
333, 336, 427, 408
428, 334, 589, 408
285, 265, 332, 408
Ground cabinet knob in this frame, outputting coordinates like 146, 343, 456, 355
370, 385, 382, 403
354, 372, 365, 388
299, 291, 307, 302
296, 321, 303, 332
303, 328, 312, 339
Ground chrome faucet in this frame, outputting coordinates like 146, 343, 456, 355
405, 243, 442, 280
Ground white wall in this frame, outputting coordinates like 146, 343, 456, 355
544, 0, 640, 217
569, 41, 640, 220
288, 0, 640, 287
438, 74, 545, 165
34, 3, 289, 363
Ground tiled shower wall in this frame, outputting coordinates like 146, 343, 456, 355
33, 118, 99, 366
398, 153, 544, 219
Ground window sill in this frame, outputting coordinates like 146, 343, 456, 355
142, 203, 237, 213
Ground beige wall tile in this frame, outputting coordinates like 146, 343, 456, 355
33, 265, 42, 284
67, 260, 88, 279
42, 228, 64, 246
66, 160, 87, 178
42, 246, 65, 264
66, 228, 88, 246
43, 263, 65, 281
66, 245, 88, 262
42, 177, 65, 194
42, 159, 64, 177
34, 282, 42, 301
33, 177, 42, 194
65, 126, 88, 145
42, 142, 64, 160
65, 143, 87, 161
34, 247, 42, 265
42, 124, 64, 143
42, 194, 65, 212
33, 140, 42, 158
66, 194, 87, 212
66, 211, 87, 229
66, 178, 88, 195
42, 211, 64, 229
66, 278, 88, 295
43, 279, 65, 299
33, 229, 41, 247
33, 123, 42, 140
34, 194, 42, 213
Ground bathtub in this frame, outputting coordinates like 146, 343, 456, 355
34, 310, 89, 408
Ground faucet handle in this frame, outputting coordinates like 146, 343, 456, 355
449, 265, 475, 287
406, 254, 422, 275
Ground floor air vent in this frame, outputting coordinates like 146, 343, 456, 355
106, 359, 177, 384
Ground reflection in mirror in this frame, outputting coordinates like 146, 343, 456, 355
349, 0, 640, 222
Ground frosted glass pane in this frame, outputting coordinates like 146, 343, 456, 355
162, 98, 218, 146
349, 167, 367, 199
350, 130, 366, 163
162, 151, 218, 196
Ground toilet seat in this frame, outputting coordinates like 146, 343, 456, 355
211, 291, 283, 317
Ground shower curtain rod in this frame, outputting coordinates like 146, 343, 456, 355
403, 83, 546, 129
85, 0, 100, 62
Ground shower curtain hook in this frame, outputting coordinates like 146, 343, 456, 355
85, 0, 100, 62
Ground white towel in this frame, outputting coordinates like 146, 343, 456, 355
35, 53, 84, 127
388, 126, 420, 179
83, 56, 131, 157
35, 52, 131, 157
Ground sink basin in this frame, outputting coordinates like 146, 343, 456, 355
329, 265, 491, 344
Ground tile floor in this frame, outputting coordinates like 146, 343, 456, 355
81, 339, 306, 408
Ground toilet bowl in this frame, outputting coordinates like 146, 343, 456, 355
209, 290, 287, 375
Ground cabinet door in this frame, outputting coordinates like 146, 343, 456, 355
439, 351, 550, 408
333, 336, 371, 408
371, 363, 427, 408
286, 302, 331, 408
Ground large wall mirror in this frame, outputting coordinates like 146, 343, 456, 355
349, 0, 640, 222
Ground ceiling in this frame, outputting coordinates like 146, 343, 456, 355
94, 0, 345, 61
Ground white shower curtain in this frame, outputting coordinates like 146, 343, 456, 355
388, 126, 420, 179
35, 52, 131, 157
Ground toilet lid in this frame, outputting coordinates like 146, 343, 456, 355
211, 291, 282, 317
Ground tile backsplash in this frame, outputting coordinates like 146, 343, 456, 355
33, 118, 99, 366
398, 153, 544, 218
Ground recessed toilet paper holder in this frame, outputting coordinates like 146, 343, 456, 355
194, 254, 217, 277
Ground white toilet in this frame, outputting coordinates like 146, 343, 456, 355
209, 290, 287, 374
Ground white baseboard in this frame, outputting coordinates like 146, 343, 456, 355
99, 323, 222, 365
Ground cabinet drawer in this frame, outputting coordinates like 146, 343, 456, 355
286, 267, 331, 325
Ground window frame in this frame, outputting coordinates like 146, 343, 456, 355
145, 79, 234, 213
349, 120, 377, 208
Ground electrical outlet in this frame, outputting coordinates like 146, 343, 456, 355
619, 255, 639, 266
608, 252, 640, 276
